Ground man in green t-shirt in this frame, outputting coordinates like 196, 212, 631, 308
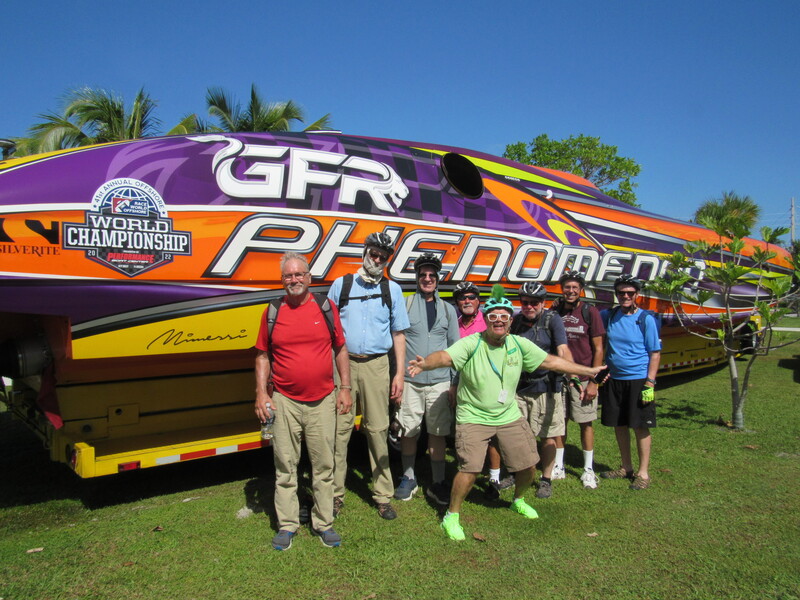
408, 287, 603, 541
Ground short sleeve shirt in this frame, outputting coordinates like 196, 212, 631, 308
447, 333, 547, 426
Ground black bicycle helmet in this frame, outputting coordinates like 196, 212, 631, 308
452, 281, 480, 300
364, 232, 395, 256
558, 270, 586, 287
614, 273, 642, 291
414, 253, 442, 276
519, 282, 547, 299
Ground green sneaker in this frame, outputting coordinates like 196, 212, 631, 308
441, 512, 466, 541
510, 498, 539, 519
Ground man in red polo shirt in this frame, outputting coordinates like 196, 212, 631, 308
255, 252, 352, 551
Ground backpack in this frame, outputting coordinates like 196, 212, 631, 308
551, 298, 593, 330
510, 310, 560, 390
266, 293, 336, 354
337, 273, 393, 311
601, 306, 662, 339
510, 310, 557, 352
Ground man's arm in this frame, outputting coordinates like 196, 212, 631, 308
333, 342, 353, 414
390, 330, 406, 403
583, 334, 605, 400
254, 350, 274, 422
541, 353, 602, 380
645, 351, 661, 388
407, 350, 454, 377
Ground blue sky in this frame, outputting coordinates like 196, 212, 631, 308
2, 1, 797, 241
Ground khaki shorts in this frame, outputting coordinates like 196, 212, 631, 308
399, 380, 453, 437
454, 418, 538, 473
565, 380, 598, 424
516, 390, 566, 438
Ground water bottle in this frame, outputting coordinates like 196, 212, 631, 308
260, 408, 275, 440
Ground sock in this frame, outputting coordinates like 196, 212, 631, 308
431, 460, 446, 484
489, 468, 501, 482
401, 454, 416, 480
541, 476, 551, 484
555, 448, 565, 469
583, 449, 594, 471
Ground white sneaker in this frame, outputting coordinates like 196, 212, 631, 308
581, 469, 599, 489
551, 465, 566, 480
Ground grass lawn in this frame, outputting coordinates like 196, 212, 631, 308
1, 342, 798, 600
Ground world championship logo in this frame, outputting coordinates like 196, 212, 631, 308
63, 178, 192, 277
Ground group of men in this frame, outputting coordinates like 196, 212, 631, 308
255, 232, 661, 548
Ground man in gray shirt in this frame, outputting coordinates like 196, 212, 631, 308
394, 253, 459, 506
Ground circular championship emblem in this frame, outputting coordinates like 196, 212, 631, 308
91, 178, 167, 217
62, 178, 191, 277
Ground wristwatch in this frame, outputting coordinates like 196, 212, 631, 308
645, 378, 656, 385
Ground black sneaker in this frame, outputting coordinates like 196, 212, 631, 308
314, 528, 342, 548
377, 502, 397, 520
485, 479, 502, 501
426, 481, 451, 506
271, 529, 296, 551
535, 480, 552, 499
496, 475, 515, 490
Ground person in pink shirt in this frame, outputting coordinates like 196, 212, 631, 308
454, 282, 486, 337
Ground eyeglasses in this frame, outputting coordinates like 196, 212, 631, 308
486, 313, 511, 323
520, 299, 542, 307
458, 294, 478, 301
368, 250, 389, 262
616, 290, 637, 297
282, 271, 310, 281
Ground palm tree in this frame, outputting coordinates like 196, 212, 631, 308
205, 84, 331, 132
22, 87, 160, 154
694, 191, 761, 239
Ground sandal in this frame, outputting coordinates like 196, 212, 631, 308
629, 475, 651, 490
600, 467, 634, 480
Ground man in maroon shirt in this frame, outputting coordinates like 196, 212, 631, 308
255, 252, 353, 550
550, 271, 605, 489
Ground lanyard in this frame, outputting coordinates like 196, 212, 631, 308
485, 337, 508, 384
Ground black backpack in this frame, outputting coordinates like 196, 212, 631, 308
266, 293, 336, 355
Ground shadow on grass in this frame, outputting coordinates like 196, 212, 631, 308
0, 412, 389, 513
778, 355, 800, 383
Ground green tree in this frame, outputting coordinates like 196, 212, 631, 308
504, 134, 641, 206
24, 87, 160, 154
650, 198, 798, 430
694, 191, 761, 236
205, 84, 331, 133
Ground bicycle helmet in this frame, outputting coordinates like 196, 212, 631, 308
614, 273, 642, 291
364, 232, 395, 256
452, 281, 480, 300
482, 284, 514, 315
558, 270, 586, 288
413, 253, 442, 276
519, 282, 547, 299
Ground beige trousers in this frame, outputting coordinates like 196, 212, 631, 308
333, 354, 394, 504
272, 391, 336, 532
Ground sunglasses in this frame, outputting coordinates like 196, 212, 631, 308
616, 290, 637, 297
486, 313, 511, 323
458, 294, 478, 301
520, 299, 542, 307
368, 250, 389, 261
418, 273, 438, 280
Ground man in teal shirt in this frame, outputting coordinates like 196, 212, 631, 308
408, 286, 602, 541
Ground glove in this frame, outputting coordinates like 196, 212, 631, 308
641, 386, 655, 404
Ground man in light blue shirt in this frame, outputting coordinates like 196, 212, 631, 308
328, 232, 410, 520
